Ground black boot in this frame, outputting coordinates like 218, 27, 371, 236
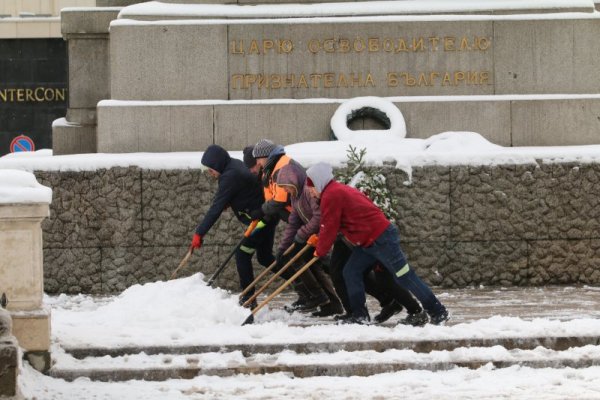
374, 299, 403, 324
399, 310, 428, 327
311, 301, 344, 317
239, 296, 257, 311
295, 294, 329, 313
429, 307, 450, 325
334, 312, 353, 322
339, 306, 370, 325
283, 297, 308, 313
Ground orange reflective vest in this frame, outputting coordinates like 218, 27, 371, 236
264, 154, 293, 213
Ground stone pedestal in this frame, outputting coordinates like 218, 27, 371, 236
0, 203, 51, 373
52, 7, 118, 155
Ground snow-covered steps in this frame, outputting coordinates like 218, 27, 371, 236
50, 344, 600, 382
63, 335, 600, 359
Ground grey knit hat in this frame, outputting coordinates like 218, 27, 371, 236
252, 139, 276, 158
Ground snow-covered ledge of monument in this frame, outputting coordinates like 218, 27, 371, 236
0, 169, 52, 373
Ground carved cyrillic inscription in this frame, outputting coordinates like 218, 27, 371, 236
229, 34, 492, 91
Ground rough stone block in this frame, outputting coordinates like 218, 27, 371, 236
402, 242, 449, 287
447, 163, 599, 242
141, 169, 219, 246
100, 247, 144, 293
529, 239, 600, 285
140, 246, 236, 289
44, 248, 102, 294
450, 165, 529, 241
439, 241, 528, 287
390, 166, 450, 242
36, 168, 142, 248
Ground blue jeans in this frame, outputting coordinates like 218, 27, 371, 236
343, 224, 445, 317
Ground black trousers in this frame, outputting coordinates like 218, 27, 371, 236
235, 220, 281, 300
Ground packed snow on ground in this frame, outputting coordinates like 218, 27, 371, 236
18, 273, 600, 400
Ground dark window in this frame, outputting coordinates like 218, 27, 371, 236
0, 39, 67, 155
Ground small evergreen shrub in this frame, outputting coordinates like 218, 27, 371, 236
336, 145, 399, 222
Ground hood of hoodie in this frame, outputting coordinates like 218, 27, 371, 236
268, 145, 286, 160
263, 145, 287, 177
276, 162, 306, 198
306, 162, 333, 193
201, 145, 231, 174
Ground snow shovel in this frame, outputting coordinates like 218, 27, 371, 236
242, 256, 319, 326
206, 220, 259, 287
170, 247, 194, 280
241, 243, 312, 308
238, 242, 296, 301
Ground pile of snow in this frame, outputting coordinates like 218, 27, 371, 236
0, 169, 52, 204
49, 274, 255, 348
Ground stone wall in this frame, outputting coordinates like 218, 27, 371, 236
35, 161, 600, 294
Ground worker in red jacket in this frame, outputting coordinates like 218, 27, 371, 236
306, 162, 449, 325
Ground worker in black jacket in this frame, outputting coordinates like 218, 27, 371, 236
189, 145, 278, 306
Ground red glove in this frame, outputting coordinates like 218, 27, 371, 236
191, 233, 203, 250
307, 234, 319, 247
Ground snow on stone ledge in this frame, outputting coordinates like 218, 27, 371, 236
118, 0, 595, 20
0, 169, 52, 204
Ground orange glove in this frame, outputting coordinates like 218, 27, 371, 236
307, 234, 319, 247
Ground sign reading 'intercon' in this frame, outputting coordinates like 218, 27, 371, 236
0, 87, 67, 103
229, 34, 492, 91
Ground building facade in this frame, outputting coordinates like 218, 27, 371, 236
0, 0, 94, 155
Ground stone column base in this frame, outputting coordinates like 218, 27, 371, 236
52, 118, 97, 155
10, 307, 51, 373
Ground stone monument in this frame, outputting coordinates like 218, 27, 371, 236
54, 0, 600, 153
0, 170, 52, 372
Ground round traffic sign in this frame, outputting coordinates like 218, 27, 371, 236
9, 135, 35, 153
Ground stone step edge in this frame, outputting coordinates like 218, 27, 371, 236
65, 335, 600, 359
49, 357, 600, 382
